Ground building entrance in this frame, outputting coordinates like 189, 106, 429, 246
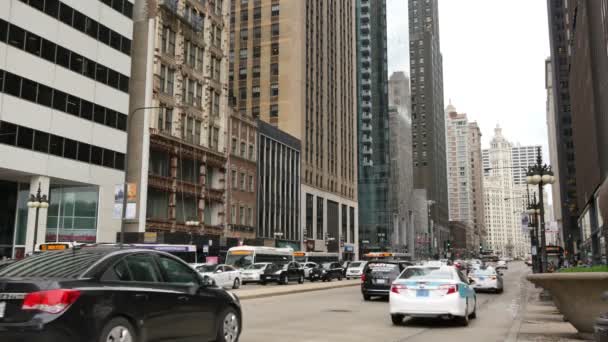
0, 181, 18, 258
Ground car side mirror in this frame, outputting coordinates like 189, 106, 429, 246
215, 269, 223, 273
469, 278, 475, 284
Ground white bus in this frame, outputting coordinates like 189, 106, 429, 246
293, 251, 340, 264
225, 246, 294, 269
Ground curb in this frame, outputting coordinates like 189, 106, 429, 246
237, 281, 360, 300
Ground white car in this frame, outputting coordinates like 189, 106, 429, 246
496, 260, 508, 270
469, 267, 503, 293
240, 263, 273, 284
389, 265, 477, 326
195, 264, 242, 289
301, 262, 318, 278
345, 261, 367, 279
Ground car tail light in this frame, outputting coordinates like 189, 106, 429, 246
490, 276, 497, 280
22, 289, 81, 314
361, 274, 366, 282
439, 284, 458, 295
391, 284, 407, 294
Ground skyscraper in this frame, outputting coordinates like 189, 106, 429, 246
357, 0, 391, 250
126, 0, 230, 255
546, 0, 579, 256
445, 103, 484, 251
229, 1, 359, 258
408, 0, 449, 252
483, 145, 543, 186
483, 126, 530, 258
545, 58, 563, 247
388, 71, 414, 254
0, 0, 133, 257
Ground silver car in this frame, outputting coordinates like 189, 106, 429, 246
469, 267, 503, 293
345, 261, 367, 279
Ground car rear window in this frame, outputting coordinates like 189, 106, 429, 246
473, 269, 496, 276
399, 267, 453, 280
349, 262, 362, 268
365, 263, 400, 276
0, 249, 107, 279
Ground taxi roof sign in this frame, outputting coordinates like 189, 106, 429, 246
39, 243, 70, 251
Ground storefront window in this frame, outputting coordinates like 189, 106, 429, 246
46, 186, 98, 243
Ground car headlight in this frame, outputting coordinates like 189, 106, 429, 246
322, 270, 327, 274
274, 271, 283, 275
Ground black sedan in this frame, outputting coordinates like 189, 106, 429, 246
0, 246, 242, 342
361, 260, 408, 300
260, 262, 304, 285
309, 262, 344, 282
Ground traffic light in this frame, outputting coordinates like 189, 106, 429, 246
447, 240, 451, 249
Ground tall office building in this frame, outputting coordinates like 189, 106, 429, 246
229, 1, 359, 258
483, 126, 530, 258
357, 0, 391, 250
445, 103, 484, 251
408, 0, 449, 252
0, 0, 133, 257
388, 71, 414, 254
546, 0, 579, 256
469, 121, 486, 249
483, 145, 543, 186
560, 0, 608, 260
125, 0, 230, 255
545, 58, 563, 246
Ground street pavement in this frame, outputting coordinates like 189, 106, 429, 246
239, 262, 532, 342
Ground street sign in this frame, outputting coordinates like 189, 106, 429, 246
203, 245, 209, 253
531, 246, 537, 256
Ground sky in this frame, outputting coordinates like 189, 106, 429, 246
387, 0, 551, 152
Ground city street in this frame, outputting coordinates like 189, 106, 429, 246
240, 262, 530, 342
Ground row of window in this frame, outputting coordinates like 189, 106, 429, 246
99, 0, 133, 19
0, 19, 129, 93
20, 0, 132, 56
0, 120, 125, 170
0, 70, 127, 131
230, 169, 255, 192
231, 204, 254, 227
231, 138, 255, 160
159, 63, 221, 115
156, 106, 220, 150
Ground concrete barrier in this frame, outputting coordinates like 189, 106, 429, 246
527, 273, 608, 334
233, 279, 360, 300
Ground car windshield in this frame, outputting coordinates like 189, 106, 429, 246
398, 267, 453, 280
348, 262, 362, 268
473, 269, 496, 276
245, 264, 267, 270
196, 265, 217, 273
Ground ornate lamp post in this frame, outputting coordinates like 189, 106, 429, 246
27, 183, 49, 253
526, 192, 541, 273
525, 147, 556, 273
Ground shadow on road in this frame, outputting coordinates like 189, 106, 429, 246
399, 317, 464, 328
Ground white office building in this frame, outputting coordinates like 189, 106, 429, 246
483, 144, 542, 186
0, 0, 133, 257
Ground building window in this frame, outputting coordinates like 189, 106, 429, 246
240, 172, 246, 190
270, 104, 278, 117
271, 23, 279, 36
240, 142, 246, 157
248, 207, 253, 226
239, 87, 247, 100
270, 83, 278, 97
231, 204, 237, 224
46, 185, 100, 242
253, 6, 261, 20
157, 107, 173, 134
253, 46, 261, 58
316, 197, 324, 240
271, 42, 279, 55
252, 65, 260, 78
248, 175, 254, 192
161, 26, 176, 55
271, 63, 278, 76
239, 206, 245, 225
231, 170, 237, 189
253, 26, 261, 39
249, 144, 254, 160
306, 194, 313, 238
231, 138, 237, 155
239, 67, 247, 80
159, 65, 174, 95
252, 106, 260, 117
271, 4, 279, 16
252, 86, 260, 98
240, 28, 248, 41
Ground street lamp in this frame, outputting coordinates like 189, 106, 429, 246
525, 147, 555, 273
27, 182, 49, 253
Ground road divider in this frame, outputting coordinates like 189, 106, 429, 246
233, 279, 360, 300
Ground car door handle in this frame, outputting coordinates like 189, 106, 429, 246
134, 293, 148, 300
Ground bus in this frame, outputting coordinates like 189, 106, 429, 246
36, 243, 198, 263
225, 246, 294, 269
362, 252, 412, 261
293, 251, 340, 264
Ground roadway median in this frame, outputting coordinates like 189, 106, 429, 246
232, 279, 360, 300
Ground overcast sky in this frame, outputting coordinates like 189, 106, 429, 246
387, 0, 551, 151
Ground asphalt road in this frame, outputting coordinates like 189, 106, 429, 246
240, 262, 531, 342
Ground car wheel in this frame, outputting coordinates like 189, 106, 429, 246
232, 278, 241, 289
469, 298, 477, 319
216, 308, 240, 342
298, 275, 304, 284
282, 275, 289, 285
338, 275, 342, 281
457, 302, 470, 326
98, 317, 136, 342
497, 287, 504, 294
260, 281, 267, 286
391, 314, 404, 325
363, 294, 371, 301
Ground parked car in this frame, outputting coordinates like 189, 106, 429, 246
196, 264, 242, 289
301, 262, 319, 278
390, 265, 477, 326
496, 260, 508, 270
260, 262, 305, 285
361, 261, 408, 300
0, 246, 242, 342
469, 266, 504, 293
309, 262, 344, 282
345, 261, 367, 279
240, 263, 273, 284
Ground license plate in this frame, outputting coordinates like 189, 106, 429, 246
0, 302, 5, 318
376, 279, 386, 284
416, 289, 429, 297
479, 277, 485, 281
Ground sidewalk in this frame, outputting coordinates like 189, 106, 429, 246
231, 279, 359, 300
516, 282, 592, 342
